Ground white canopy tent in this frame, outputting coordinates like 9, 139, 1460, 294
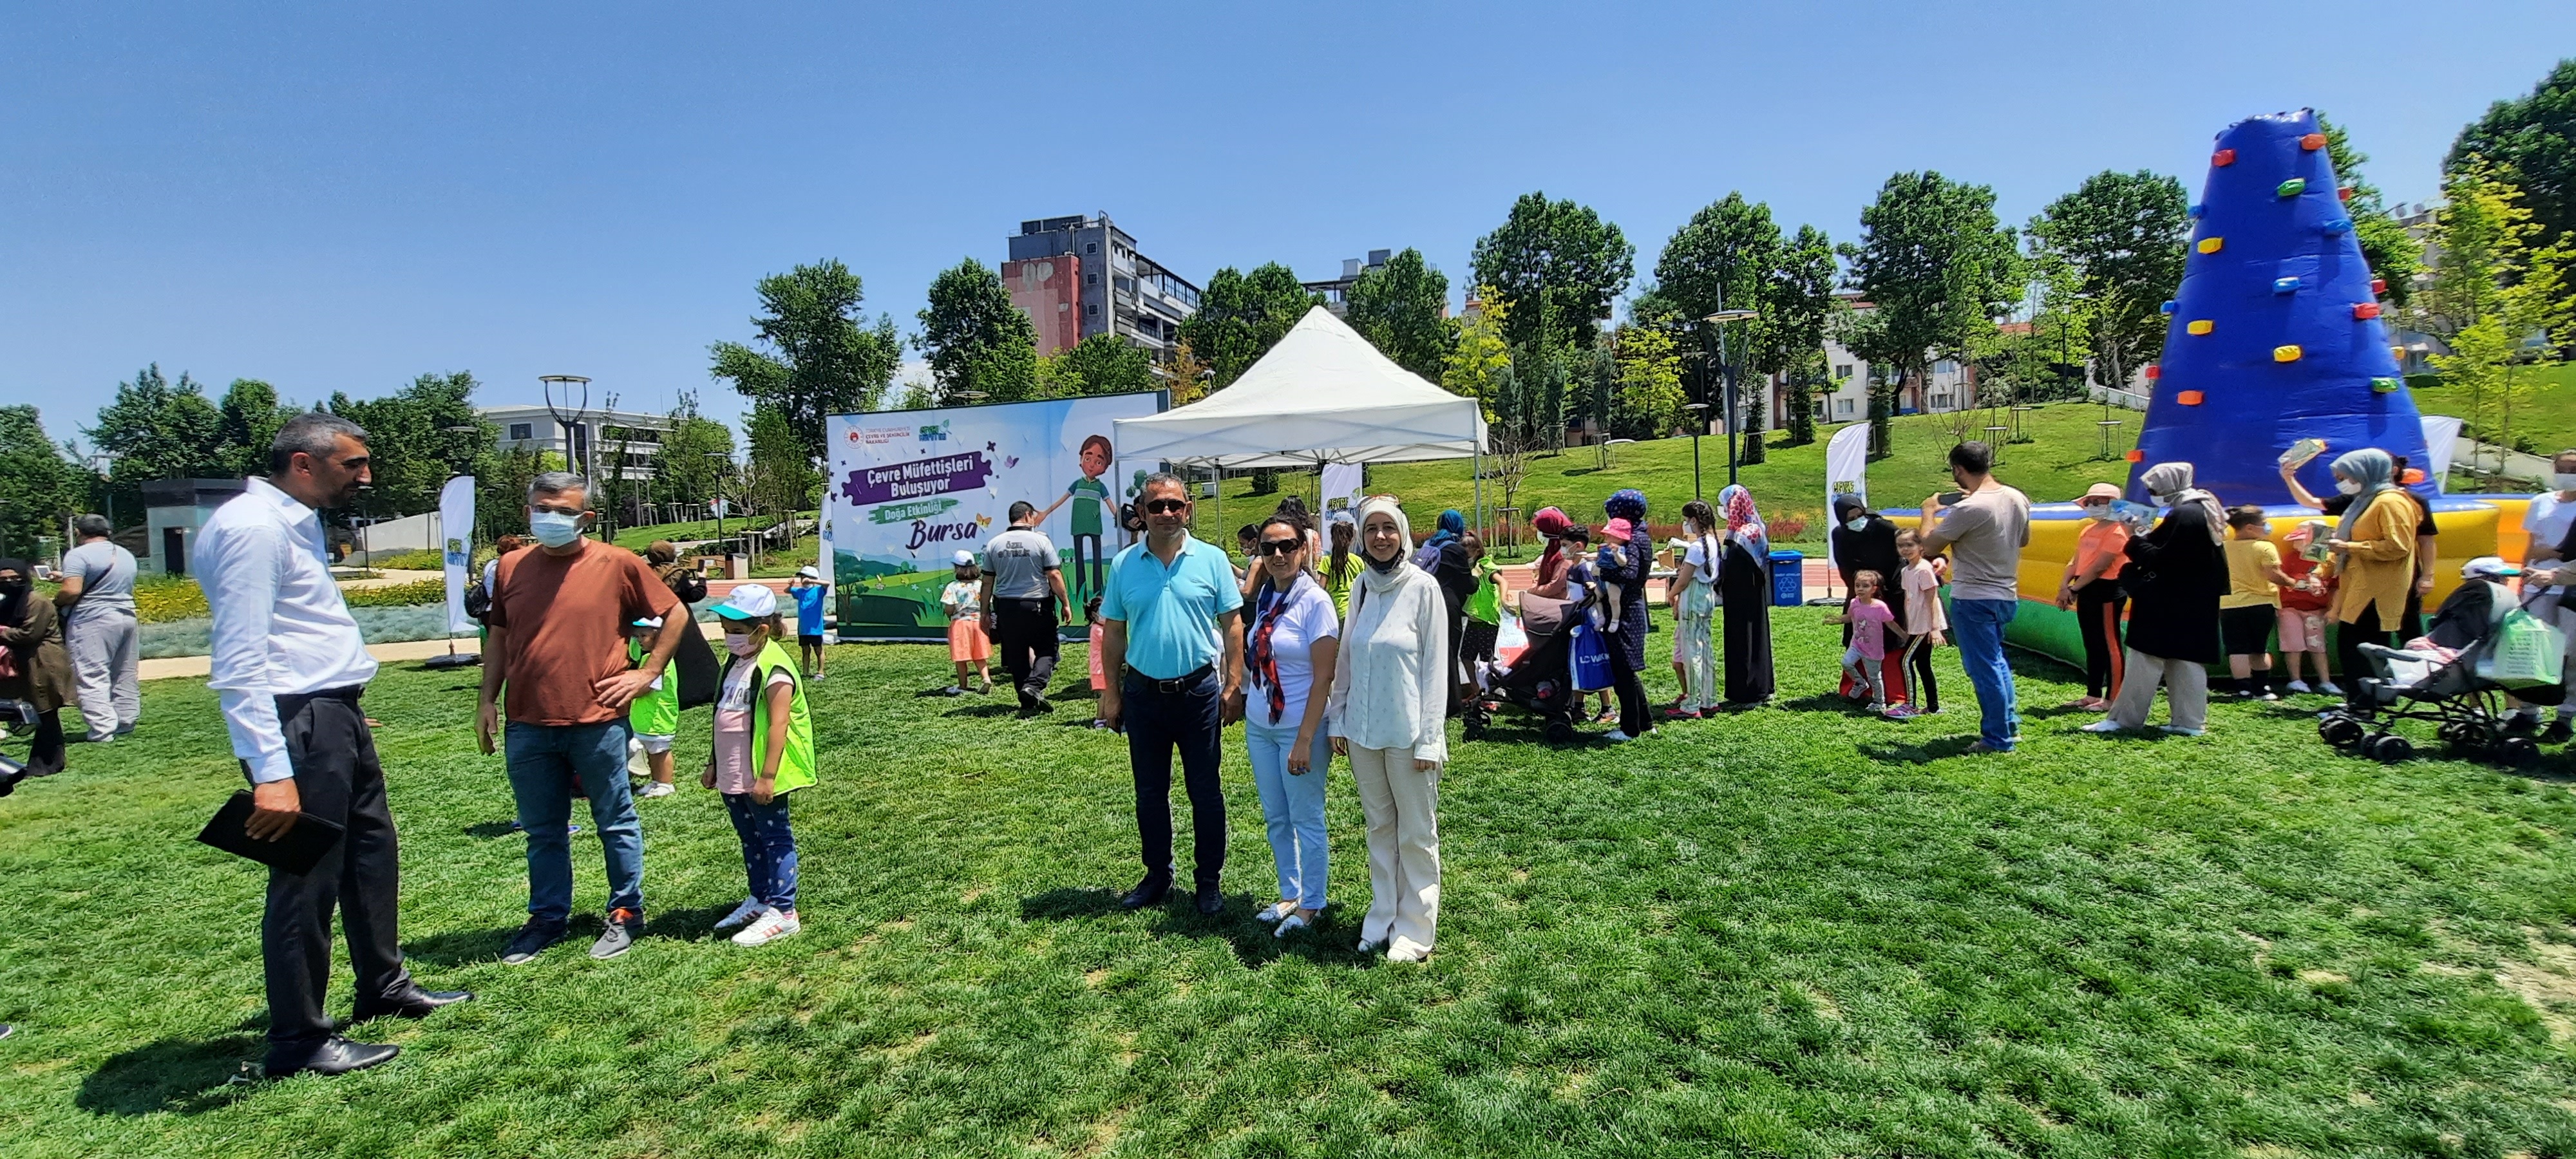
1113, 306, 1490, 532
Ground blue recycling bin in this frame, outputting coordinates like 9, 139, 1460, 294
1768, 550, 1804, 607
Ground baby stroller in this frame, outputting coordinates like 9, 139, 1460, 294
1463, 591, 1586, 744
2319, 566, 2566, 768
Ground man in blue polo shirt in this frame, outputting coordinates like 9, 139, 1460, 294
1099, 473, 1244, 915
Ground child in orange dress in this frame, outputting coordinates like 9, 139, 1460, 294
940, 551, 992, 695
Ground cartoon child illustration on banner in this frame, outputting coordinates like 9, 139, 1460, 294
1038, 432, 1117, 604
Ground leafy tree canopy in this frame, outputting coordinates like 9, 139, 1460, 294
712, 259, 903, 464
1470, 193, 1634, 353
1840, 171, 2022, 452
0, 406, 84, 554
916, 258, 1038, 406
326, 371, 489, 519
2316, 113, 2424, 310
1344, 248, 1454, 381
1039, 333, 1159, 399
1177, 263, 1318, 388
2448, 59, 2576, 248
2025, 169, 2188, 382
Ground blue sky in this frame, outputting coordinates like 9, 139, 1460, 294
5, 2, 2570, 447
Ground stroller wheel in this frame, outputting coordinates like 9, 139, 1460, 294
1543, 719, 1576, 744
2318, 715, 2366, 748
2499, 737, 2541, 768
2366, 733, 2414, 764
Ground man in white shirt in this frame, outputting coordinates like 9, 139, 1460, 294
54, 513, 140, 743
2518, 450, 2576, 743
198, 413, 472, 1079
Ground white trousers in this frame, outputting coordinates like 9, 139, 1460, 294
1345, 743, 1440, 957
2105, 648, 2208, 731
68, 609, 140, 739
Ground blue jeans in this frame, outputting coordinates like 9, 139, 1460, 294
1950, 598, 2020, 750
1244, 719, 1330, 910
505, 720, 644, 923
723, 793, 799, 910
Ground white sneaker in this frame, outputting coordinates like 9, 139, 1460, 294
1602, 730, 1633, 743
2079, 719, 2128, 733
732, 909, 801, 947
1254, 901, 1294, 925
2285, 681, 2313, 694
1385, 944, 1428, 963
1274, 912, 1310, 938
941, 685, 965, 697
2317, 681, 2344, 697
1356, 938, 1385, 954
2160, 724, 2206, 737
635, 781, 676, 799
712, 898, 768, 931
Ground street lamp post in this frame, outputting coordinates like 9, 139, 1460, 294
1702, 306, 1759, 489
1683, 403, 1710, 499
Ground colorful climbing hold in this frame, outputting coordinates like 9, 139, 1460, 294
2371, 277, 2387, 296
2298, 133, 2325, 150
2273, 344, 2303, 363
2338, 186, 2354, 202
2145, 365, 2162, 381
2322, 217, 2353, 234
2188, 319, 2215, 335
2124, 449, 2145, 464
2159, 300, 2175, 315
2353, 302, 2381, 320
2273, 276, 2302, 294
2213, 149, 2237, 166
2188, 203, 2206, 218
2277, 178, 2307, 198
2371, 377, 2400, 393
2198, 237, 2224, 254
2177, 390, 2205, 406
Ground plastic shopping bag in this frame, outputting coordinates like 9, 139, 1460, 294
2479, 607, 2568, 690
1567, 622, 1613, 692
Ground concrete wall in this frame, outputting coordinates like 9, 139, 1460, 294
1004, 255, 1084, 356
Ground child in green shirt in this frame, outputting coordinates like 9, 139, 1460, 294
626, 616, 681, 799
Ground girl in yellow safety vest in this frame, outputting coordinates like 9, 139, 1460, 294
703, 584, 817, 948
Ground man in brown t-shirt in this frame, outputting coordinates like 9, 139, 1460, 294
477, 472, 687, 965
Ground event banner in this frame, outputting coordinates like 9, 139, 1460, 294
1822, 421, 1871, 574
438, 474, 477, 634
824, 391, 1166, 640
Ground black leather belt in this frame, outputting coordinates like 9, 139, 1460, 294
1126, 664, 1215, 694
275, 684, 365, 712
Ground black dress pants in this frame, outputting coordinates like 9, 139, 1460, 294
994, 598, 1059, 701
1607, 645, 1650, 736
2075, 583, 2128, 699
1123, 668, 1226, 887
261, 687, 412, 1060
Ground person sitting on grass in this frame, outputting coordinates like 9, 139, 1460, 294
788, 566, 828, 681
2220, 505, 2302, 701
625, 616, 680, 799
940, 551, 992, 696
705, 584, 816, 948
1826, 569, 1895, 712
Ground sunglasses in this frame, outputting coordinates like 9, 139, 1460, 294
1143, 498, 1189, 514
1258, 538, 1301, 556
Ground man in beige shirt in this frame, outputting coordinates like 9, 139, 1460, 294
1917, 441, 2031, 753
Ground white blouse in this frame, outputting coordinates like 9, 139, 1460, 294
1326, 564, 1450, 763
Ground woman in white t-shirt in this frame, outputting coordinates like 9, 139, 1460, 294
1667, 498, 1723, 718
1238, 514, 1341, 938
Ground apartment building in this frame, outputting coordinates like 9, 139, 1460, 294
480, 404, 671, 482
1001, 214, 1201, 358
1303, 249, 1394, 316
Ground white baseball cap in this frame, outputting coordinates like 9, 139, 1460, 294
2460, 556, 2521, 579
952, 549, 976, 567
714, 583, 779, 620
796, 565, 820, 580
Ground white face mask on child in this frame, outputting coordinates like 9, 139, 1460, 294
724, 633, 762, 657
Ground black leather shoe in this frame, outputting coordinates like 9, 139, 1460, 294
1195, 884, 1224, 916
267, 1037, 400, 1079
352, 988, 475, 1023
1119, 878, 1170, 909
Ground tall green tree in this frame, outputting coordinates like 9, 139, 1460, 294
744, 404, 821, 537
86, 364, 226, 516
712, 259, 904, 466
915, 258, 1039, 406
2317, 113, 2424, 310
1759, 225, 1841, 447
1441, 290, 1515, 410
1177, 263, 1318, 388
0, 407, 84, 554
2448, 59, 2576, 249
2024, 169, 2189, 386
1038, 333, 1159, 399
1654, 193, 1782, 460
1470, 193, 1634, 354
1343, 248, 1454, 379
214, 379, 297, 478
654, 388, 734, 513
327, 372, 490, 519
1839, 171, 2023, 455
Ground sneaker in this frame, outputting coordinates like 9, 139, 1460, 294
732, 909, 800, 947
1866, 702, 1889, 714
1602, 730, 1633, 743
635, 781, 676, 799
2255, 689, 2278, 702
1884, 704, 1920, 720
1274, 911, 1311, 938
500, 918, 569, 965
808, 672, 824, 683
2285, 680, 2313, 695
941, 685, 965, 697
1356, 938, 1385, 955
1255, 901, 1295, 925
591, 909, 644, 959
2316, 681, 2344, 697
2079, 719, 2128, 734
712, 898, 768, 931
1661, 706, 1702, 720
2160, 724, 2206, 737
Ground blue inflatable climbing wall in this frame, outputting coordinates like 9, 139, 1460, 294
2125, 109, 2429, 507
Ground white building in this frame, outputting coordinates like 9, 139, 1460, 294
480, 405, 672, 482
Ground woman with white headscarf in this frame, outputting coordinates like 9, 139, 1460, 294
2085, 462, 2228, 736
1327, 496, 1450, 963
2318, 448, 2417, 710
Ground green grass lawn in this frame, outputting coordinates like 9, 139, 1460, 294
2412, 361, 2576, 460
1200, 402, 2141, 552
6, 617, 2576, 1156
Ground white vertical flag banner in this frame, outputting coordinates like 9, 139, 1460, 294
439, 475, 477, 634
1319, 461, 1363, 512
1823, 422, 1871, 573
2418, 415, 2464, 494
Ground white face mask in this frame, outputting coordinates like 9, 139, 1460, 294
1844, 517, 1868, 532
2335, 478, 2363, 496
2081, 504, 2110, 520
724, 632, 762, 656
529, 509, 583, 548
2555, 473, 2576, 492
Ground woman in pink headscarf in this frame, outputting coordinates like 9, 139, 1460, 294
1714, 484, 1776, 705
